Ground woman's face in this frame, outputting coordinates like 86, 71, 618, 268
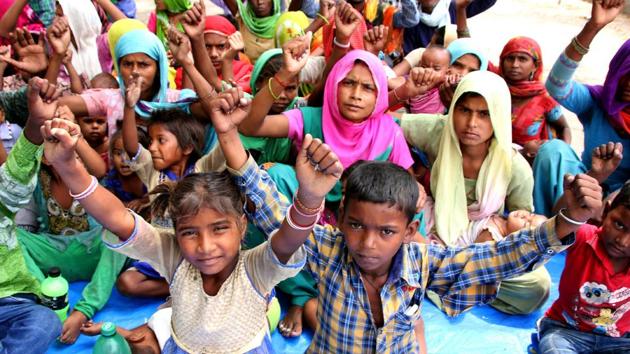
251, 0, 273, 17
502, 52, 537, 83
448, 54, 481, 77
617, 73, 630, 103
452, 94, 494, 149
337, 63, 378, 123
119, 53, 158, 100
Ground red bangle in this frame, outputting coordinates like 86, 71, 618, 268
273, 73, 291, 89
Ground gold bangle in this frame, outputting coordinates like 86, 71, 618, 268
317, 13, 330, 25
268, 78, 280, 100
571, 36, 589, 56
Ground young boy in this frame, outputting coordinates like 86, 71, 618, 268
537, 181, 630, 353
206, 88, 602, 352
0, 78, 62, 353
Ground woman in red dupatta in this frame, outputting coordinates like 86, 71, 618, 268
496, 37, 572, 163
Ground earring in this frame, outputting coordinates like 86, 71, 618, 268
529, 72, 535, 81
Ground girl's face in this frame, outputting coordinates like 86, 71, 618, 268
502, 52, 536, 83
119, 53, 158, 100
251, 0, 273, 17
204, 33, 230, 70
111, 137, 134, 176
448, 54, 481, 77
452, 95, 494, 148
148, 123, 190, 171
337, 63, 377, 123
617, 73, 630, 103
78, 116, 107, 145
175, 207, 246, 277
256, 75, 299, 114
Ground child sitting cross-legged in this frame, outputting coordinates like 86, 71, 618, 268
40, 87, 344, 353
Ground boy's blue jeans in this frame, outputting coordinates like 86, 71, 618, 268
538, 317, 630, 354
0, 295, 61, 354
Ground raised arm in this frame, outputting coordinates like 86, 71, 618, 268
0, 0, 28, 38
41, 118, 136, 240
238, 34, 311, 137
167, 26, 217, 120
221, 32, 245, 84
454, 0, 473, 38
94, 0, 128, 22
308, 0, 359, 106
122, 75, 142, 158
181, 1, 222, 91
388, 67, 443, 108
44, 16, 72, 86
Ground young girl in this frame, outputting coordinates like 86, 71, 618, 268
40, 87, 343, 352
402, 70, 551, 315
16, 106, 125, 344
493, 36, 571, 164
241, 48, 306, 165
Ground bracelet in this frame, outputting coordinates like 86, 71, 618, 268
571, 36, 589, 56
456, 28, 471, 37
70, 176, 98, 200
292, 196, 324, 217
293, 191, 325, 215
268, 78, 280, 100
558, 208, 587, 226
316, 13, 330, 25
286, 205, 319, 231
333, 36, 350, 49
273, 73, 290, 89
392, 86, 404, 103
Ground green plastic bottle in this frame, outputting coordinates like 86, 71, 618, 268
92, 322, 131, 354
40, 267, 69, 322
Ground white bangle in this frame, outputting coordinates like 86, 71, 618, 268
558, 208, 586, 226
333, 37, 350, 49
285, 205, 319, 231
70, 175, 98, 200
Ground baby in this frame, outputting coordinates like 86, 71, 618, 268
407, 45, 451, 114
461, 210, 549, 246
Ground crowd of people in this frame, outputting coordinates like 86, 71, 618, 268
0, 0, 628, 353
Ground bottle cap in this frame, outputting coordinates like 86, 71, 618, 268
48, 267, 61, 278
101, 322, 116, 336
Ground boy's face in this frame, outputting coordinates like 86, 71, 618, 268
78, 116, 107, 145
600, 206, 630, 260
340, 199, 417, 276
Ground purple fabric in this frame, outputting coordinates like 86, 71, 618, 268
586, 39, 630, 133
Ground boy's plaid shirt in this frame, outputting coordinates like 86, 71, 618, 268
232, 156, 573, 353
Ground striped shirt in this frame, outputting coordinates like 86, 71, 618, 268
235, 156, 573, 353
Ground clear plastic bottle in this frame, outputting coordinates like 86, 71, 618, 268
92, 322, 131, 354
40, 267, 69, 322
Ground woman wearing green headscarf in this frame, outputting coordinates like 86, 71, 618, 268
241, 48, 306, 165
225, 0, 281, 62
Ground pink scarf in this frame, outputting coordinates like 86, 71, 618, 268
322, 50, 399, 168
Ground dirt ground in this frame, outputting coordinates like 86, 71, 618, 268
137, 0, 630, 154
462, 0, 630, 155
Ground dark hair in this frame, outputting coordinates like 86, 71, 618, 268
148, 109, 206, 163
455, 91, 484, 108
610, 180, 630, 211
255, 54, 283, 90
109, 127, 150, 157
432, 26, 447, 46
90, 73, 119, 89
151, 171, 246, 229
344, 161, 418, 222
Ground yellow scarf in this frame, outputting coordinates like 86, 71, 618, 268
431, 71, 514, 246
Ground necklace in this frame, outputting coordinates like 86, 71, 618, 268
361, 272, 387, 292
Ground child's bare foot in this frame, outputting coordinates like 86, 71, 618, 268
278, 305, 303, 337
60, 311, 88, 344
80, 320, 103, 336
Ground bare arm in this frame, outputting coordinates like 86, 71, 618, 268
551, 114, 572, 145
76, 138, 107, 178
0, 0, 28, 38
223, 0, 239, 17
564, 0, 624, 62
94, 0, 128, 22
239, 35, 312, 137
181, 1, 222, 90
455, 0, 472, 38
